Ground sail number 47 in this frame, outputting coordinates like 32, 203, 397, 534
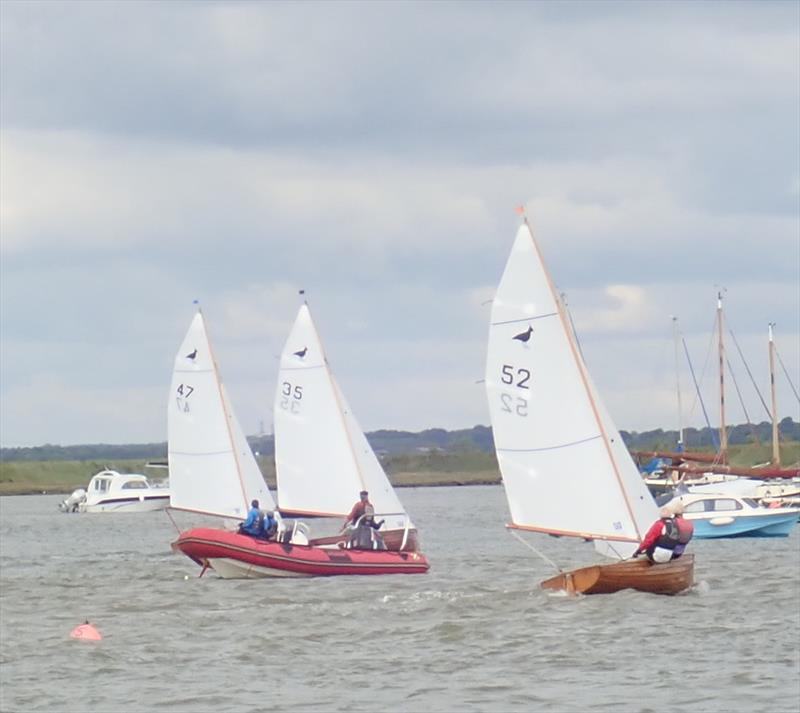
176, 383, 194, 413
500, 365, 529, 417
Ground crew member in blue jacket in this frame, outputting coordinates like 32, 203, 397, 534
238, 499, 263, 537
262, 510, 278, 540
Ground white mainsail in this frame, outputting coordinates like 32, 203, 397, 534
274, 304, 410, 531
168, 310, 275, 519
485, 221, 657, 558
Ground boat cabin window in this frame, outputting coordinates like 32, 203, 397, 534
712, 498, 742, 512
94, 479, 110, 492
682, 500, 707, 514
742, 498, 759, 508
121, 480, 147, 490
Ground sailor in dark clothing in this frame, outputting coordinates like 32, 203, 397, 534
348, 505, 386, 550
262, 510, 279, 540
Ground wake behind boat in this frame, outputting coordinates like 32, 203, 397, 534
485, 216, 693, 596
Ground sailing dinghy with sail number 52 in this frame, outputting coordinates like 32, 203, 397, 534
485, 216, 694, 595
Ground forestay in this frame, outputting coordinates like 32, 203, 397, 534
168, 311, 274, 519
274, 304, 410, 532
485, 223, 657, 557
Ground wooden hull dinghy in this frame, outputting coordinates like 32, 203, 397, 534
173, 527, 429, 578
485, 216, 699, 596
540, 555, 694, 596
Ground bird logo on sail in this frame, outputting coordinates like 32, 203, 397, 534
512, 326, 533, 344
293, 346, 308, 358
185, 349, 198, 360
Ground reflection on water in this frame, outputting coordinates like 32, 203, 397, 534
1, 486, 798, 712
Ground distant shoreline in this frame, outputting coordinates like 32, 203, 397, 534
0, 469, 503, 497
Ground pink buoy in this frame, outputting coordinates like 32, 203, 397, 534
70, 621, 102, 641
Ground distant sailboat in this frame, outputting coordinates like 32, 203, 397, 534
275, 301, 422, 553
485, 217, 693, 595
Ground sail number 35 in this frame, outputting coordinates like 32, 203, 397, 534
500, 364, 529, 417
280, 381, 303, 413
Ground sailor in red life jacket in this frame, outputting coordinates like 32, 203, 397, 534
342, 490, 372, 531
633, 501, 694, 563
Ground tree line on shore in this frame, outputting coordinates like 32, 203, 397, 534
3, 419, 798, 463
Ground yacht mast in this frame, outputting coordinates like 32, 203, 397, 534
717, 292, 728, 462
672, 316, 684, 450
769, 323, 780, 467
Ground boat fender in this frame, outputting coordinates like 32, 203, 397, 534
709, 516, 735, 526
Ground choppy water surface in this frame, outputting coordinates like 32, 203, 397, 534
1, 486, 799, 712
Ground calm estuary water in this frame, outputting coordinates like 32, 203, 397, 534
1, 485, 799, 713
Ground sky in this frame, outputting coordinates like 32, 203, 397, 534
1, 0, 798, 447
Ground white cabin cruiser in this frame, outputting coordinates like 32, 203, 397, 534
59, 469, 170, 513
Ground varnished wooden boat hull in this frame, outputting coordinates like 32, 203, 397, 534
540, 554, 694, 595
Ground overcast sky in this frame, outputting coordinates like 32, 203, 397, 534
1, 0, 798, 447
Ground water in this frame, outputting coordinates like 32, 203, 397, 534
1, 486, 798, 713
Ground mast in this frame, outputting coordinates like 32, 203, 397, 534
769, 323, 780, 467
717, 292, 728, 462
672, 316, 684, 450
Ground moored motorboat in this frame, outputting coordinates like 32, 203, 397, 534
670, 493, 799, 538
59, 469, 170, 513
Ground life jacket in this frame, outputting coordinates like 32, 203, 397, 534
655, 518, 681, 550
674, 516, 693, 544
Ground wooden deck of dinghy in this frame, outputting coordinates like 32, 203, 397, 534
540, 554, 694, 596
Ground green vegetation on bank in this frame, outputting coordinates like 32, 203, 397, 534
1, 440, 797, 496
4, 419, 798, 463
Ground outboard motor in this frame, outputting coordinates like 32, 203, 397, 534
59, 488, 86, 513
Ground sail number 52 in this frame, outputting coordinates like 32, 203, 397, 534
500, 364, 529, 417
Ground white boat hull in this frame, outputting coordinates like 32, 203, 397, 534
206, 557, 313, 579
81, 495, 171, 513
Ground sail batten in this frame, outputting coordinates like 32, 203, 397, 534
486, 222, 658, 558
491, 312, 557, 326
497, 434, 603, 453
